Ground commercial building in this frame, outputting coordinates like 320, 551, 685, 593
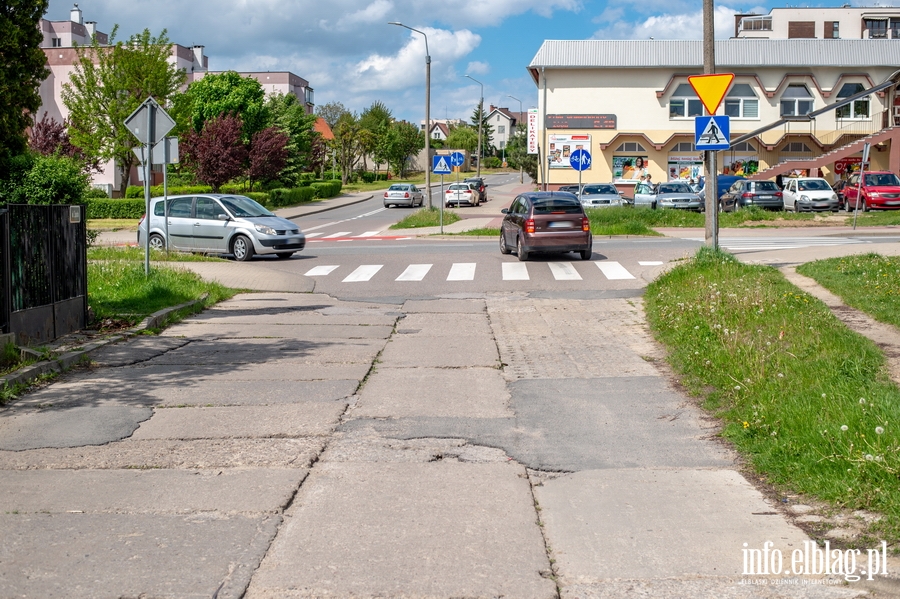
527, 36, 900, 190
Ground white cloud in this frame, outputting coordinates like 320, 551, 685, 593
591, 5, 764, 40
336, 0, 394, 30
466, 61, 490, 75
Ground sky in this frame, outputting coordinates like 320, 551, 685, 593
45, 1, 899, 126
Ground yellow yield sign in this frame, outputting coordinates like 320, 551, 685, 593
688, 73, 735, 115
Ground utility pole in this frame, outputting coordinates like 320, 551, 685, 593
703, 0, 718, 249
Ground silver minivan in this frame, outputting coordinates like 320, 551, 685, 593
137, 194, 306, 261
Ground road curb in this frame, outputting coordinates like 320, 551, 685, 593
0, 296, 207, 395
279, 194, 374, 220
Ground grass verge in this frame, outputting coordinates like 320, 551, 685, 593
389, 207, 462, 229
88, 246, 227, 262
644, 247, 900, 545
448, 227, 501, 236
88, 218, 140, 231
846, 211, 900, 227
797, 254, 900, 329
89, 260, 236, 324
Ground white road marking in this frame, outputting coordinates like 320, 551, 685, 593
303, 208, 388, 233
596, 261, 635, 280
342, 265, 383, 282
305, 265, 339, 276
447, 263, 476, 281
356, 231, 381, 237
322, 231, 352, 239
548, 262, 582, 281
502, 263, 529, 281
304, 232, 323, 238
638, 261, 664, 266
396, 264, 432, 281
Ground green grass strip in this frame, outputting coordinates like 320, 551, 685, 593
798, 254, 900, 329
88, 246, 228, 262
389, 207, 461, 229
645, 247, 900, 544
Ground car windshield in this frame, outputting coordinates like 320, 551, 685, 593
532, 197, 582, 214
797, 180, 830, 191
753, 181, 779, 191
220, 196, 274, 217
583, 185, 618, 195
388, 185, 409, 191
657, 183, 692, 194
865, 173, 900, 187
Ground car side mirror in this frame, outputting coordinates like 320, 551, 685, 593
217, 214, 230, 221
501, 208, 509, 214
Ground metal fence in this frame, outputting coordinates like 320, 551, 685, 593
2, 204, 87, 344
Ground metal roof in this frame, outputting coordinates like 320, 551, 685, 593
529, 39, 900, 69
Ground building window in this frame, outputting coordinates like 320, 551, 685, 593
671, 142, 695, 152
783, 142, 812, 153
731, 141, 756, 152
498, 125, 505, 134
824, 21, 840, 38
724, 83, 759, 119
615, 142, 647, 153
51, 37, 62, 47
835, 83, 869, 119
305, 88, 314, 106
739, 16, 772, 32
891, 18, 900, 38
780, 84, 813, 117
669, 84, 703, 118
866, 18, 888, 38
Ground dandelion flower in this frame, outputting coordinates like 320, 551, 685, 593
841, 425, 849, 431
734, 385, 741, 390
866, 454, 874, 461
876, 426, 884, 435
777, 373, 784, 378
860, 398, 867, 405
743, 421, 750, 428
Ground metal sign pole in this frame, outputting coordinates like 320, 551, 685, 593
143, 104, 155, 276
163, 139, 170, 256
853, 143, 871, 230
440, 174, 444, 234
710, 151, 718, 249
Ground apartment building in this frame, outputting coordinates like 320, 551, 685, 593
528, 38, 900, 189
735, 6, 900, 40
485, 106, 526, 151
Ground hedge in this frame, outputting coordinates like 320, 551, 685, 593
310, 180, 342, 198
85, 198, 146, 219
269, 187, 316, 207
125, 185, 212, 198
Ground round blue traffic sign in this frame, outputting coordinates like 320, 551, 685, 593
449, 152, 465, 167
569, 149, 591, 171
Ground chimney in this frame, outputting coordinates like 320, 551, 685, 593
71, 3, 83, 24
85, 21, 96, 37
192, 46, 207, 71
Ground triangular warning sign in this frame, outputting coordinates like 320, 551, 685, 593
698, 118, 725, 145
434, 157, 450, 172
688, 73, 735, 115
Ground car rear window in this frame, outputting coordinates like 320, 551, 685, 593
866, 174, 900, 187
388, 185, 408, 191
658, 183, 692, 194
797, 179, 830, 191
754, 181, 779, 191
449, 184, 470, 191
532, 197, 583, 214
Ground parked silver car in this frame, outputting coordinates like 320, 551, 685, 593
578, 183, 624, 207
383, 184, 424, 208
634, 181, 702, 211
137, 194, 306, 261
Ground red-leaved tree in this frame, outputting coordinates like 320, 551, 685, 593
182, 113, 247, 192
28, 112, 102, 173
248, 126, 288, 191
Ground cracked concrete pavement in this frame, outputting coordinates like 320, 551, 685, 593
0, 292, 879, 598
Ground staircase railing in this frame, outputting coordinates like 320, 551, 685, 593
815, 109, 888, 147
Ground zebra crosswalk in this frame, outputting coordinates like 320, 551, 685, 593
303, 261, 642, 283
687, 237, 870, 251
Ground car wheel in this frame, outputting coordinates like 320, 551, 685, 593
148, 233, 165, 251
580, 248, 592, 260
499, 232, 511, 254
231, 235, 254, 262
516, 236, 529, 261
793, 200, 800, 213
276, 252, 294, 259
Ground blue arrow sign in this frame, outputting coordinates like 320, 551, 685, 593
449, 152, 465, 167
695, 115, 730, 150
569, 149, 592, 171
432, 155, 452, 175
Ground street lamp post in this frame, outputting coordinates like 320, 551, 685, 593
508, 94, 524, 183
389, 22, 432, 208
464, 74, 483, 178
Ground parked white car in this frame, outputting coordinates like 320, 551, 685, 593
781, 177, 839, 212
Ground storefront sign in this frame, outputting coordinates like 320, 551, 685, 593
527, 109, 539, 155
546, 114, 617, 129
834, 157, 864, 175
548, 134, 591, 169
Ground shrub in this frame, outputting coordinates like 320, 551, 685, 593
243, 192, 269, 206
359, 171, 376, 183
268, 187, 316, 207
85, 198, 146, 219
483, 156, 502, 169
310, 180, 342, 198
4, 154, 90, 205
85, 187, 111, 199
126, 185, 214, 198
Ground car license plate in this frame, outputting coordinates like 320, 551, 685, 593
548, 221, 572, 228
759, 195, 772, 199
886, 201, 900, 206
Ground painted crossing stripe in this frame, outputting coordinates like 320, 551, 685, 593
305, 265, 340, 276
355, 231, 381, 237
342, 265, 383, 282
304, 232, 323, 238
502, 262, 529, 281
548, 262, 582, 281
447, 263, 476, 281
396, 264, 432, 281
323, 231, 352, 239
596, 261, 635, 280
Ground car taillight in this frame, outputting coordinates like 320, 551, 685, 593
742, 192, 753, 198
582, 217, 590, 232
775, 192, 783, 198
383, 192, 388, 198
446, 189, 452, 193
404, 192, 410, 198
525, 219, 535, 234
138, 214, 145, 225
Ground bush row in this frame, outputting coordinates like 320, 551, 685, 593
268, 187, 316, 207
124, 180, 342, 201
86, 198, 146, 219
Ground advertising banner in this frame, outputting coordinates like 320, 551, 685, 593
527, 109, 539, 155
548, 134, 591, 169
613, 156, 649, 182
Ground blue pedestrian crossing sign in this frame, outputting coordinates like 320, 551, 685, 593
695, 115, 730, 150
432, 155, 452, 175
569, 149, 591, 171
449, 152, 465, 167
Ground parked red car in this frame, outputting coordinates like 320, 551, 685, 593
842, 171, 900, 212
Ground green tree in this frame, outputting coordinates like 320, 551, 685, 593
266, 92, 320, 185
176, 71, 268, 140
381, 121, 424, 178
358, 101, 393, 173
0, 0, 50, 157
331, 111, 361, 184
505, 129, 537, 182
470, 104, 494, 158
62, 27, 186, 196
445, 124, 478, 154
316, 101, 348, 129
0, 153, 89, 205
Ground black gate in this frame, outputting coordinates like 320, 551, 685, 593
2, 204, 87, 344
